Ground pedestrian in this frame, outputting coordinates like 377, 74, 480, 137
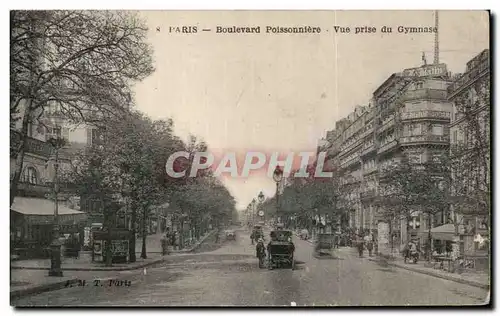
174, 231, 180, 250
364, 233, 374, 257
357, 235, 364, 257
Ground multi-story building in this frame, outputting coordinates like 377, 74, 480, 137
372, 63, 453, 254
319, 62, 454, 255
447, 49, 490, 259
10, 102, 90, 255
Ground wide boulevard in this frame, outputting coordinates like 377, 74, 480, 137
13, 226, 488, 306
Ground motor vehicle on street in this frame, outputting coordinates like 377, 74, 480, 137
225, 230, 236, 241
314, 233, 336, 257
267, 230, 295, 270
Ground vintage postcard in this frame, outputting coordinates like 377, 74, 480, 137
10, 10, 490, 307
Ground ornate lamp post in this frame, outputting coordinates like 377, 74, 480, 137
252, 198, 256, 224
273, 166, 283, 224
257, 191, 265, 222
47, 126, 66, 277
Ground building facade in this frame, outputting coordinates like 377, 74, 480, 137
447, 49, 490, 259
319, 63, 454, 255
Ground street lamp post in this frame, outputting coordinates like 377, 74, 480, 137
252, 198, 256, 225
273, 166, 283, 225
257, 191, 265, 222
47, 128, 66, 277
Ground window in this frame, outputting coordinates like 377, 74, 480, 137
415, 81, 424, 90
408, 153, 422, 164
412, 124, 422, 136
22, 167, 38, 185
432, 125, 444, 136
430, 153, 442, 163
452, 130, 458, 144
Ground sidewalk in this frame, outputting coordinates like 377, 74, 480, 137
11, 230, 217, 271
11, 229, 218, 300
11, 252, 164, 271
368, 255, 490, 290
296, 232, 490, 290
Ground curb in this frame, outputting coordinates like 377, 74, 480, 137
368, 258, 489, 290
170, 229, 218, 254
11, 258, 165, 272
11, 230, 218, 272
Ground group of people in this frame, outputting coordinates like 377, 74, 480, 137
355, 232, 376, 257
161, 228, 180, 253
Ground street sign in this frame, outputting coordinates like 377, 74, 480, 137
258, 210, 264, 216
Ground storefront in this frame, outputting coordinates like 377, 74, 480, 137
11, 197, 87, 259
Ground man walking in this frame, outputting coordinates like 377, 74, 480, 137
364, 233, 374, 257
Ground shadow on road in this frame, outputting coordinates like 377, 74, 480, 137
375, 268, 398, 273
312, 254, 345, 260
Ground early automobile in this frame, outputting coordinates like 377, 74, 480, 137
267, 230, 295, 270
225, 230, 236, 241
314, 233, 336, 257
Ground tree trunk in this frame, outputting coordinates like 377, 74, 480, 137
427, 213, 433, 262
141, 206, 147, 259
129, 202, 137, 263
10, 99, 33, 207
179, 219, 184, 249
104, 206, 112, 267
451, 211, 461, 262
389, 217, 394, 255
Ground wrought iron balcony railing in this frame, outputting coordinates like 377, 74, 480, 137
11, 130, 53, 159
399, 134, 449, 145
401, 110, 451, 121
401, 89, 448, 102
377, 139, 398, 154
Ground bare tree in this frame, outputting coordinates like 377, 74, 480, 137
10, 10, 154, 206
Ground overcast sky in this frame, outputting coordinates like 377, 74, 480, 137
133, 10, 489, 210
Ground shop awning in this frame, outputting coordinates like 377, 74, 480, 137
429, 224, 464, 241
11, 197, 87, 225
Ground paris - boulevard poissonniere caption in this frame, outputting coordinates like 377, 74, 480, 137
162, 25, 438, 34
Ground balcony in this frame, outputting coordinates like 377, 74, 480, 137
448, 54, 489, 98
15, 181, 52, 198
341, 138, 363, 155
14, 181, 78, 199
377, 116, 395, 134
360, 144, 376, 157
377, 139, 398, 154
341, 154, 360, 169
401, 110, 451, 121
399, 135, 449, 145
401, 89, 448, 102
11, 130, 53, 159
359, 126, 374, 139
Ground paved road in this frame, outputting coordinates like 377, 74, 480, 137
12, 227, 488, 306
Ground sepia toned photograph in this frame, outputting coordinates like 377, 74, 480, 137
9, 9, 490, 307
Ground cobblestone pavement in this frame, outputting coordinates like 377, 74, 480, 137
12, 227, 489, 306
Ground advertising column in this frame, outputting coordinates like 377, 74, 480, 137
377, 220, 390, 256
